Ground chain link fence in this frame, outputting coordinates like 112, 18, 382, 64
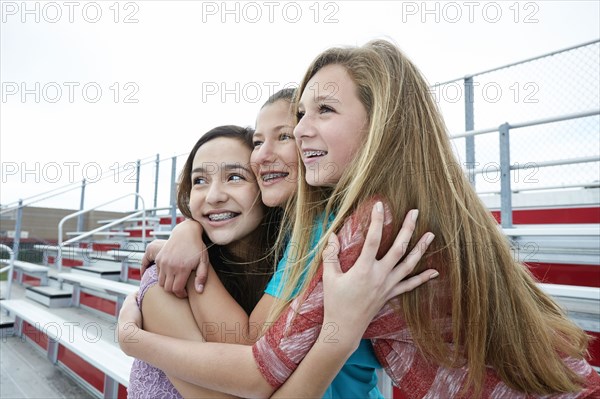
433, 39, 600, 196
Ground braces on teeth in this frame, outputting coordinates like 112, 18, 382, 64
209, 213, 236, 221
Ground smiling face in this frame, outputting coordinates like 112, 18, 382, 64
189, 137, 264, 246
294, 64, 369, 187
251, 100, 298, 207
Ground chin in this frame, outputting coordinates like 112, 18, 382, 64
205, 232, 236, 246
305, 177, 329, 187
263, 190, 292, 208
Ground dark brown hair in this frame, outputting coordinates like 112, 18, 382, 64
177, 125, 278, 314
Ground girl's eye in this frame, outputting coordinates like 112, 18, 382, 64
280, 133, 292, 141
296, 110, 305, 121
253, 140, 263, 148
318, 103, 334, 113
193, 177, 207, 185
228, 174, 245, 182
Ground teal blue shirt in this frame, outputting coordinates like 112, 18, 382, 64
265, 215, 383, 399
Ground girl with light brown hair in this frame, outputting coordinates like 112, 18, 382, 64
253, 39, 600, 397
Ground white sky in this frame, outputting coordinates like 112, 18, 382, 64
1, 0, 599, 211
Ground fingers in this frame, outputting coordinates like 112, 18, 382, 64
140, 255, 151, 276
386, 269, 439, 301
172, 274, 189, 299
118, 292, 140, 322
389, 232, 435, 283
356, 202, 385, 266
379, 209, 419, 270
140, 240, 165, 275
322, 233, 342, 278
194, 261, 208, 294
122, 291, 137, 308
162, 272, 174, 294
140, 247, 156, 276
158, 266, 166, 288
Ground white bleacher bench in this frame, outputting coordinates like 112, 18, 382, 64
107, 250, 144, 263
65, 231, 130, 237
34, 245, 91, 255
539, 283, 600, 332
106, 250, 143, 282
0, 299, 133, 398
0, 259, 49, 285
97, 216, 160, 225
502, 225, 600, 237
57, 273, 137, 317
539, 282, 600, 302
502, 225, 600, 265
36, 245, 90, 266
35, 245, 129, 268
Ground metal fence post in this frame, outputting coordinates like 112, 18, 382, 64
153, 154, 160, 209
170, 156, 178, 229
77, 179, 86, 232
13, 199, 23, 262
464, 76, 476, 186
134, 159, 141, 210
499, 123, 513, 228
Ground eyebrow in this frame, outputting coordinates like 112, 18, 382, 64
191, 163, 252, 175
299, 94, 340, 107
254, 125, 294, 136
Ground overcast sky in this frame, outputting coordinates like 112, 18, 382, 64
1, 0, 599, 211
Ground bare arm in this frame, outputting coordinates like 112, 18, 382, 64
185, 265, 251, 344
138, 284, 237, 398
185, 265, 274, 344
119, 309, 271, 398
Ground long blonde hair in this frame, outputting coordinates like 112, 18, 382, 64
270, 40, 590, 396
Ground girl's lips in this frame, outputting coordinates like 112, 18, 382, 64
260, 172, 290, 186
203, 211, 240, 227
302, 149, 327, 165
302, 155, 325, 165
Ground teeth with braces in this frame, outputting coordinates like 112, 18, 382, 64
208, 212, 237, 221
262, 172, 289, 181
304, 150, 327, 158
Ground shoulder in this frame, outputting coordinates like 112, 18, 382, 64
336, 196, 395, 269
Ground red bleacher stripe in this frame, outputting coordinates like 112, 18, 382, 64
22, 320, 48, 350
21, 275, 42, 286
159, 216, 185, 225
125, 229, 153, 238
526, 262, 600, 288
80, 292, 116, 316
128, 268, 141, 281
57, 344, 104, 393
118, 383, 128, 398
48, 256, 83, 267
491, 207, 600, 224
92, 243, 121, 252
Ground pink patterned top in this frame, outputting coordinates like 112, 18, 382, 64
252, 198, 600, 398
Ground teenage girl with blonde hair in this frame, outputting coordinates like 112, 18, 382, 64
252, 39, 600, 398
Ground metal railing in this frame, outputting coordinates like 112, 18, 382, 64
0, 244, 16, 301
1, 39, 598, 261
449, 108, 600, 227
56, 193, 147, 272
